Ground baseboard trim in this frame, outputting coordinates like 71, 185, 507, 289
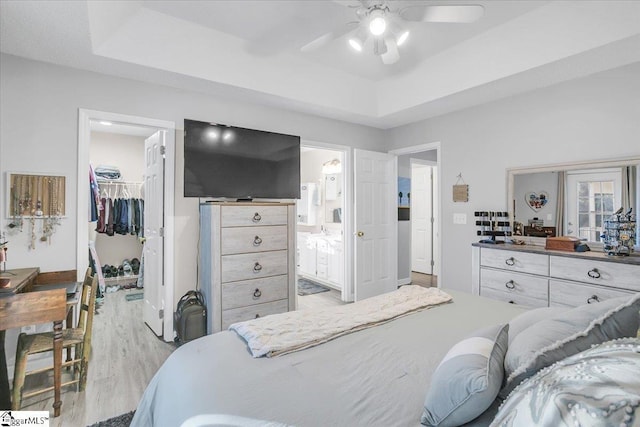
397, 277, 411, 286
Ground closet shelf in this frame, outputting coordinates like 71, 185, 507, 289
104, 275, 139, 284
97, 180, 143, 185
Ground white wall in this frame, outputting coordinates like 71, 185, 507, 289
386, 62, 640, 293
0, 54, 385, 310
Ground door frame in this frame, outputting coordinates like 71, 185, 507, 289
389, 142, 441, 288
77, 109, 176, 342
300, 140, 354, 302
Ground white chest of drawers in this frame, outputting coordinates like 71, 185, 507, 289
200, 202, 296, 333
472, 243, 640, 308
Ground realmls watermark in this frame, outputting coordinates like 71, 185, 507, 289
0, 411, 49, 427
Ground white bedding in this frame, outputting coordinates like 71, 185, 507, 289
230, 286, 452, 357
131, 290, 525, 427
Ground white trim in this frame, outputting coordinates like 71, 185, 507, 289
389, 142, 442, 288
77, 109, 176, 342
397, 277, 411, 286
300, 139, 354, 303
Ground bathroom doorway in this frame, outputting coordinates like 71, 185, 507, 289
296, 145, 348, 308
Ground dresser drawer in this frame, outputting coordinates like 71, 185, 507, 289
480, 287, 548, 308
222, 299, 289, 329
221, 226, 288, 255
549, 256, 640, 292
480, 268, 548, 302
221, 275, 288, 310
221, 205, 288, 227
221, 251, 288, 283
480, 248, 549, 276
549, 279, 634, 307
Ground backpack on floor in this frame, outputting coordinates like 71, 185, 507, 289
174, 290, 207, 345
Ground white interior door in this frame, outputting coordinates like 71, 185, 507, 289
411, 164, 432, 274
143, 131, 165, 336
354, 149, 397, 300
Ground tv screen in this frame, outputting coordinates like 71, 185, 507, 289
184, 119, 300, 199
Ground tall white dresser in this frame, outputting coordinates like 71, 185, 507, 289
199, 202, 297, 333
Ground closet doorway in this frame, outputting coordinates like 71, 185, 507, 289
297, 143, 352, 307
391, 143, 441, 288
77, 110, 176, 342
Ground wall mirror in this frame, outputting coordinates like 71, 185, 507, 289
507, 157, 640, 247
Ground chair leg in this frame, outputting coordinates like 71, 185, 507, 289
79, 358, 88, 392
12, 339, 28, 410
65, 347, 72, 371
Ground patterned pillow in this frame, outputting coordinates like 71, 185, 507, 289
421, 324, 508, 427
502, 293, 640, 396
491, 338, 640, 427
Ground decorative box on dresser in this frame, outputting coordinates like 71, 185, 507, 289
472, 243, 640, 308
199, 202, 297, 334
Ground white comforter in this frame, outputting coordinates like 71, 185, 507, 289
230, 285, 453, 357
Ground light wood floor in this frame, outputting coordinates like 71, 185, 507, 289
410, 271, 438, 288
17, 289, 175, 426
297, 288, 346, 310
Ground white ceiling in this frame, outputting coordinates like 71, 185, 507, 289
2, 0, 639, 129
90, 120, 158, 138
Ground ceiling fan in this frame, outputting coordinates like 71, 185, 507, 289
301, 1, 485, 65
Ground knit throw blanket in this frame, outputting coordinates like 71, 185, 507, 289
229, 285, 452, 357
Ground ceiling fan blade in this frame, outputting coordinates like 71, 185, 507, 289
400, 5, 484, 23
300, 22, 358, 53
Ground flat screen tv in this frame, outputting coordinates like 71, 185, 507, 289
184, 119, 300, 199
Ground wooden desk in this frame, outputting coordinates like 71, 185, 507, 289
0, 268, 67, 417
0, 268, 39, 294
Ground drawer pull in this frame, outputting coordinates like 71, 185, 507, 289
255, 314, 261, 319
587, 268, 601, 279
253, 262, 263, 272
252, 212, 262, 223
505, 280, 516, 290
253, 288, 262, 298
508, 300, 515, 304
587, 295, 600, 304
253, 236, 263, 246
505, 257, 515, 266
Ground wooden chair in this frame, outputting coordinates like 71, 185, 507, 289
12, 269, 98, 410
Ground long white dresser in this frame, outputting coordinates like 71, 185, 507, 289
199, 202, 296, 333
472, 243, 640, 308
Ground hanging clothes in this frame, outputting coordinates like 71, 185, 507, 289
92, 178, 144, 238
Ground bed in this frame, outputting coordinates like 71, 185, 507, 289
132, 288, 640, 427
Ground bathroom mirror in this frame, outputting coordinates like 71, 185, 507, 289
507, 157, 640, 246
324, 173, 342, 223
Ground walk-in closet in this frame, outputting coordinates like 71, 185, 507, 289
88, 124, 148, 295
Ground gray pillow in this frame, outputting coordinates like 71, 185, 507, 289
421, 324, 508, 427
492, 338, 640, 427
501, 293, 640, 397
508, 306, 569, 345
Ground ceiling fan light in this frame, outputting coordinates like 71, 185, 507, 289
369, 16, 386, 36
397, 30, 409, 46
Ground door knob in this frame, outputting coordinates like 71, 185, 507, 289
356, 231, 364, 237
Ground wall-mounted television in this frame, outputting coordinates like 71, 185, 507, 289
184, 119, 300, 199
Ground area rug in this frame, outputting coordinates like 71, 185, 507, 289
297, 278, 330, 296
125, 292, 143, 301
87, 410, 135, 427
